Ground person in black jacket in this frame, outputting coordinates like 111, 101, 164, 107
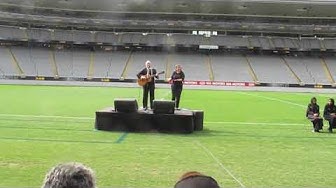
137, 60, 158, 110
169, 64, 185, 110
306, 97, 323, 132
323, 98, 336, 133
174, 171, 220, 188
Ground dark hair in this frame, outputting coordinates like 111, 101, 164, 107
42, 162, 95, 188
329, 98, 335, 105
311, 97, 317, 104
174, 171, 220, 188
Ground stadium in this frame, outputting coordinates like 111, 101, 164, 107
1, 0, 336, 187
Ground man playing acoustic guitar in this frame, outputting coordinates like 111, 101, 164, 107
137, 60, 160, 110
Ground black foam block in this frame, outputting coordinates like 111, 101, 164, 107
114, 98, 138, 113
153, 100, 175, 114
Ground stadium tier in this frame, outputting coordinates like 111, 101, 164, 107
1, 25, 336, 50
0, 45, 335, 86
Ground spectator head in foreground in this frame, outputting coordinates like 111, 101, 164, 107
174, 171, 220, 188
41, 162, 96, 188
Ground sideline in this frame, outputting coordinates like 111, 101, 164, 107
1, 80, 336, 93
195, 141, 246, 188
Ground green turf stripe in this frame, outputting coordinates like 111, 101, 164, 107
0, 125, 92, 132
0, 137, 116, 144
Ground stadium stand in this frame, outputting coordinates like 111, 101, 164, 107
248, 55, 296, 84
2, 25, 336, 50
211, 54, 252, 82
28, 28, 51, 42
321, 57, 336, 85
324, 39, 336, 49
10, 47, 37, 76
169, 53, 209, 81
1, 45, 335, 86
93, 51, 125, 78
0, 0, 334, 89
54, 49, 75, 77
0, 46, 19, 76
127, 51, 167, 79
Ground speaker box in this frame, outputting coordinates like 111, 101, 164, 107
153, 100, 175, 114
192, 110, 204, 131
114, 98, 138, 113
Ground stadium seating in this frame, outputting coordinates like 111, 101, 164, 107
1, 25, 336, 50
1, 45, 335, 85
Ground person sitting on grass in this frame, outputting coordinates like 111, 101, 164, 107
306, 97, 323, 132
323, 98, 336, 133
41, 162, 96, 188
174, 171, 220, 188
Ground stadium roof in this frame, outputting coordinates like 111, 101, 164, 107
0, 0, 336, 18
0, 0, 335, 35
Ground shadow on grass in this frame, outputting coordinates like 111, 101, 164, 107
171, 127, 336, 141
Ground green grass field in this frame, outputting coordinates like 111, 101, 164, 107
0, 85, 336, 188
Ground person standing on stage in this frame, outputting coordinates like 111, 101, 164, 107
170, 64, 185, 110
137, 60, 158, 110
323, 98, 336, 133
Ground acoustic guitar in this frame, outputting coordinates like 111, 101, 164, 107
137, 71, 165, 86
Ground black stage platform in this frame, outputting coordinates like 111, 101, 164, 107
95, 107, 203, 134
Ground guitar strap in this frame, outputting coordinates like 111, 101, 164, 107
146, 68, 149, 76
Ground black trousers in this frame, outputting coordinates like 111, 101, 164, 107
325, 115, 336, 130
171, 84, 183, 108
143, 83, 155, 109
307, 115, 323, 131
312, 119, 323, 131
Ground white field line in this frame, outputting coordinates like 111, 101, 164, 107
205, 121, 304, 126
0, 113, 306, 126
292, 92, 335, 96
0, 113, 94, 120
195, 140, 246, 188
0, 112, 299, 187
196, 92, 308, 187
238, 92, 306, 108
